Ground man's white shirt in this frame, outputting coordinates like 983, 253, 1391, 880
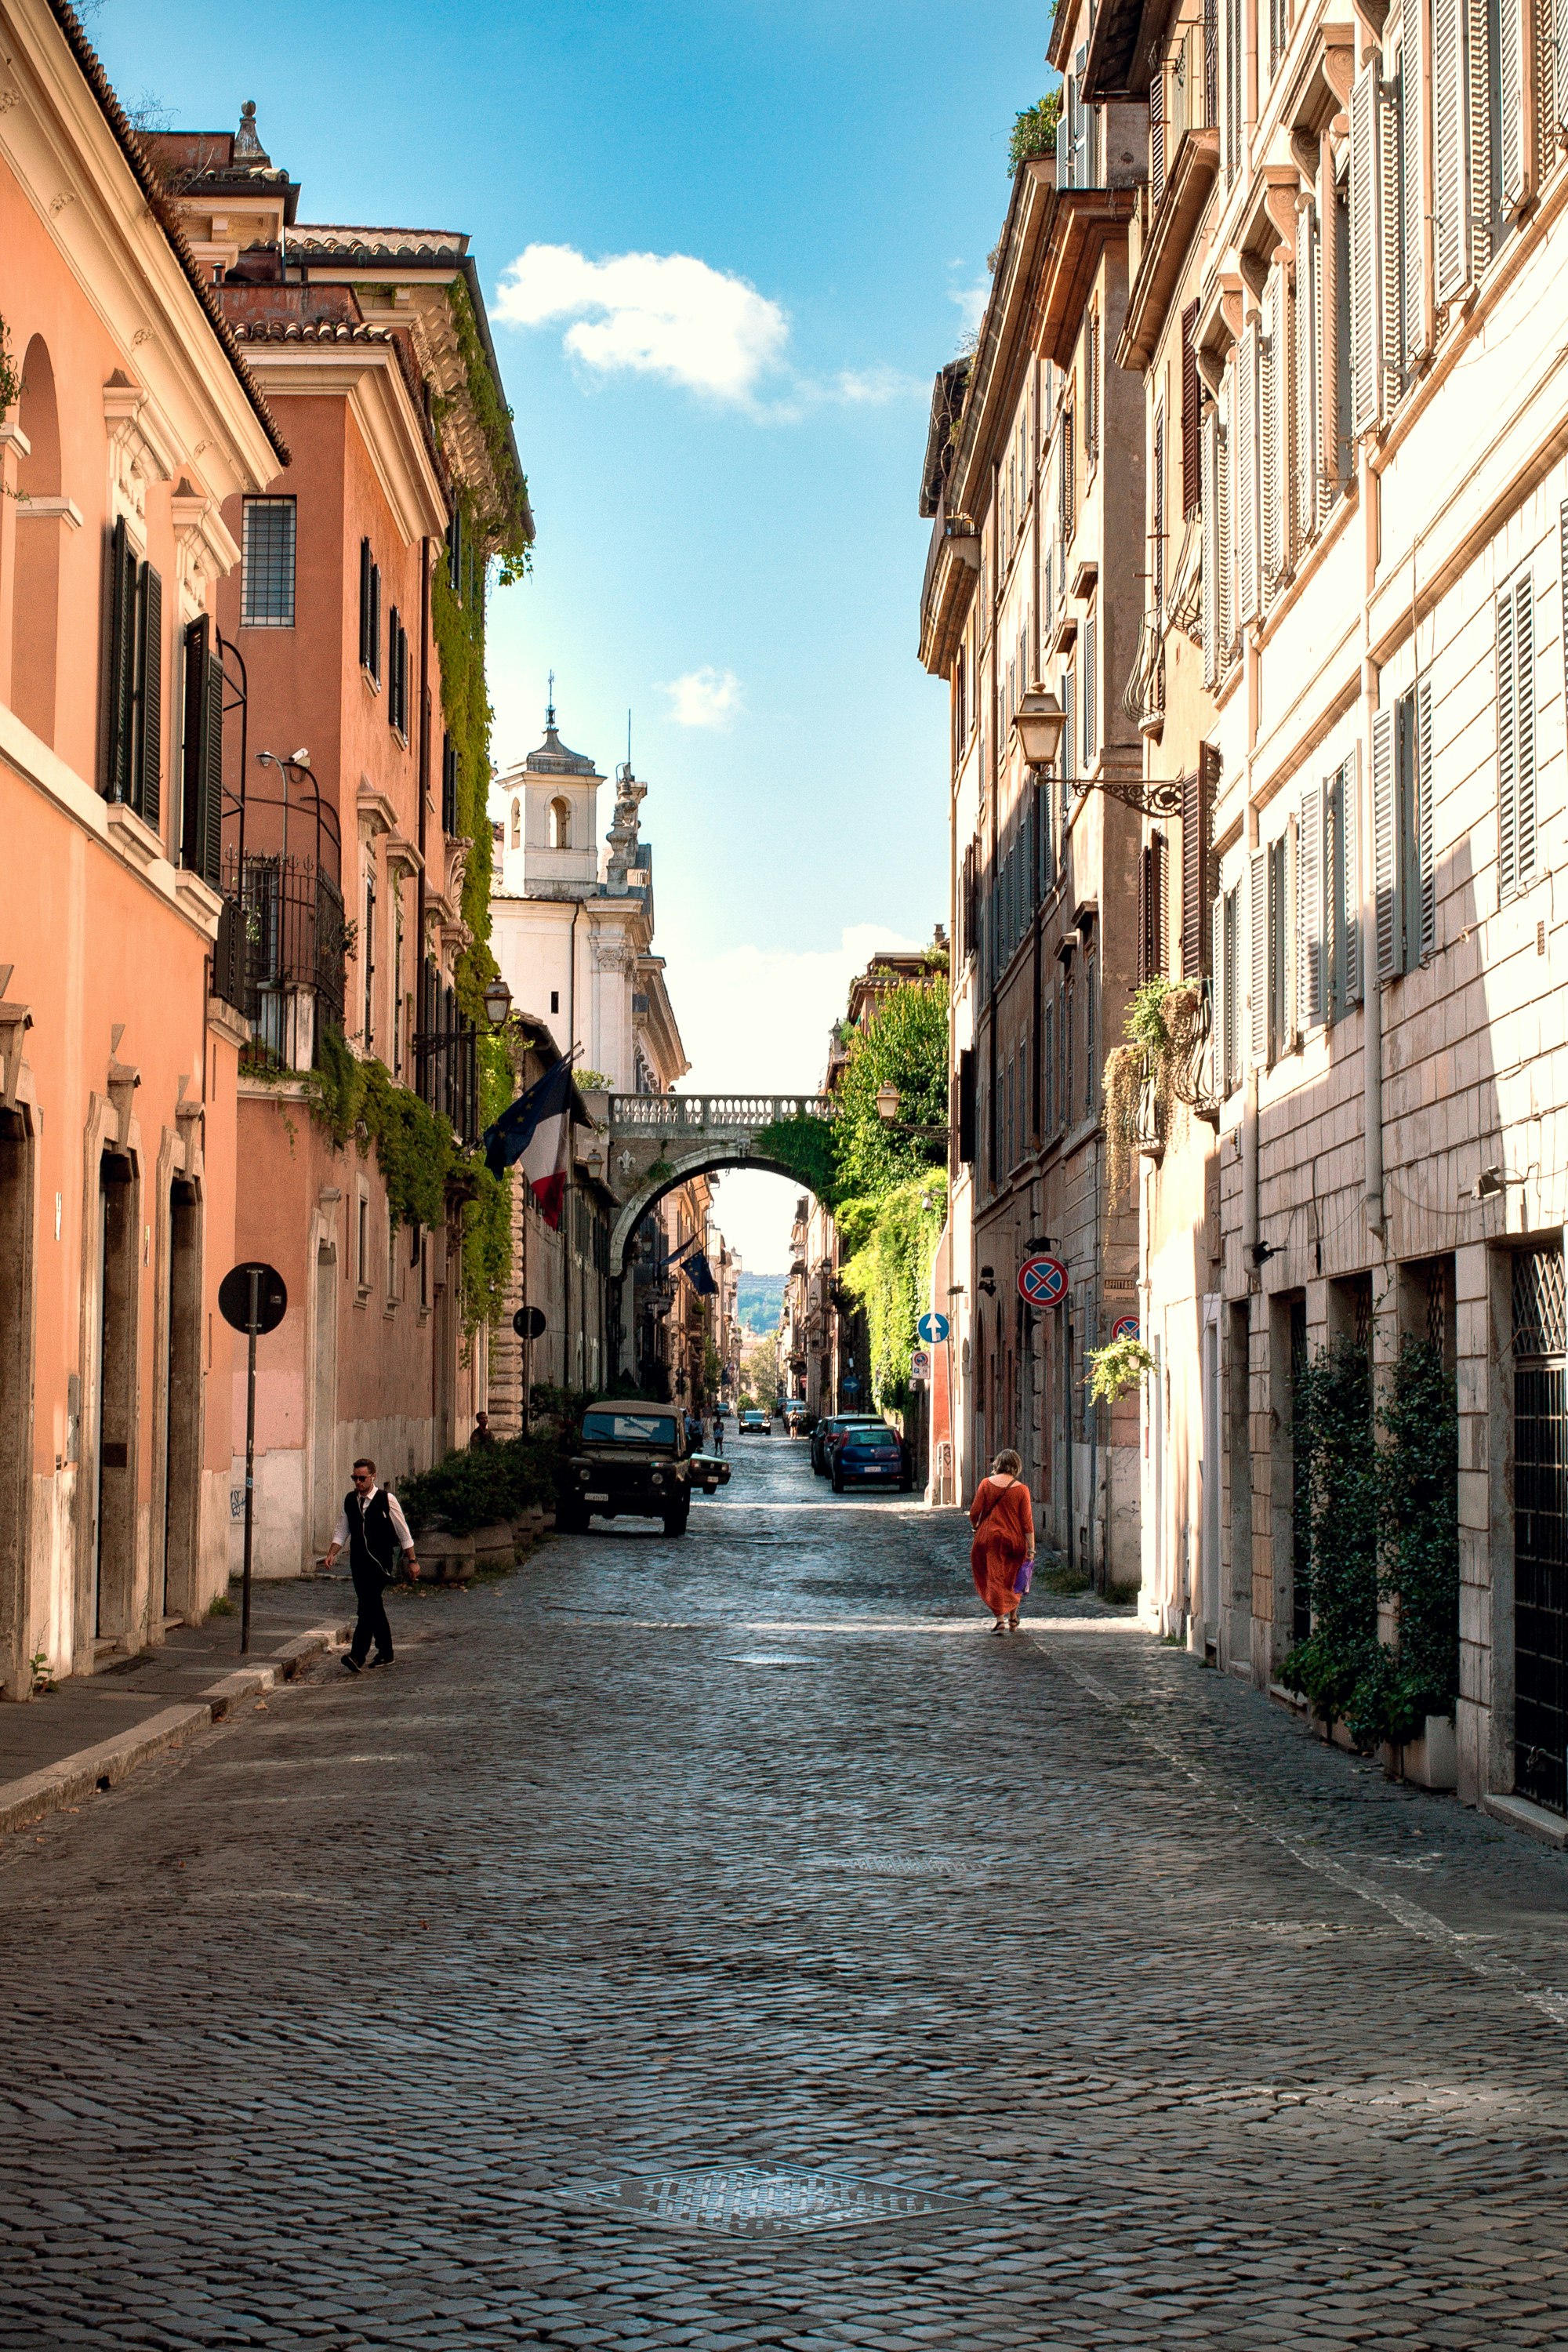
333, 1484, 416, 1552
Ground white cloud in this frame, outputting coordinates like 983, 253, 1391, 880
667, 924, 925, 1270
660, 666, 745, 729
493, 242, 789, 405
951, 276, 990, 335
831, 365, 926, 407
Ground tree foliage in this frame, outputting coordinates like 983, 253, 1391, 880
1008, 93, 1061, 173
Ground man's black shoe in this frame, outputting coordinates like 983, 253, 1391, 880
341, 1654, 362, 1675
368, 1652, 394, 1669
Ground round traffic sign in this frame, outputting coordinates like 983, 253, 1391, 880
218, 1261, 287, 1336
916, 1311, 950, 1344
512, 1305, 547, 1338
1112, 1314, 1142, 1344
1018, 1254, 1068, 1308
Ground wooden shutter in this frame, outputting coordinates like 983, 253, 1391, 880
1415, 677, 1436, 958
1225, 0, 1243, 182
1084, 612, 1097, 762
1180, 768, 1206, 978
1261, 274, 1282, 604
180, 614, 224, 884
1557, 0, 1568, 128
134, 562, 162, 829
1348, 68, 1382, 437
358, 539, 372, 670
1154, 829, 1169, 974
1468, 0, 1494, 274
1497, 573, 1535, 898
1338, 752, 1362, 1007
1201, 407, 1220, 687
1499, 0, 1526, 209
1372, 705, 1399, 978
1515, 578, 1537, 887
1249, 849, 1268, 1062
1432, 0, 1470, 299
104, 514, 137, 803
1151, 69, 1167, 209
1399, 38, 1424, 376
1294, 209, 1319, 542
1211, 892, 1227, 1091
1152, 408, 1166, 616
1298, 778, 1325, 1025
1217, 383, 1233, 662
369, 563, 382, 683
1236, 325, 1259, 626
1181, 303, 1203, 517
1139, 846, 1153, 982
1283, 810, 1299, 1044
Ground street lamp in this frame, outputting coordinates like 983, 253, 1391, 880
1011, 684, 1182, 817
875, 1080, 901, 1123
481, 975, 514, 1029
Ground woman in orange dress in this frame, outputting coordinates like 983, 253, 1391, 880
969, 1450, 1035, 1635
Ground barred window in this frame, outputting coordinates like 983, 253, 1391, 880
241, 498, 296, 627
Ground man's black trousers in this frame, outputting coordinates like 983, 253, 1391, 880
350, 1569, 394, 1665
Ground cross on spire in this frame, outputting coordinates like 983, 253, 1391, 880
546, 670, 556, 728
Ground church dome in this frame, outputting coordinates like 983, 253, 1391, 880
524, 695, 597, 777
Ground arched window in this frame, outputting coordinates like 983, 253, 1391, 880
510, 798, 521, 848
548, 797, 572, 850
12, 337, 62, 750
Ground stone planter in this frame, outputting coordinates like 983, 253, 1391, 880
470, 1521, 518, 1570
1396, 1714, 1457, 1791
415, 1532, 475, 1585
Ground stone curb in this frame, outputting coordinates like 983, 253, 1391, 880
0, 1617, 355, 1839
0, 1704, 213, 1839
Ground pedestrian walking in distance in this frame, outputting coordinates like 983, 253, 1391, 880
969, 1450, 1034, 1635
469, 1411, 495, 1450
324, 1457, 420, 1672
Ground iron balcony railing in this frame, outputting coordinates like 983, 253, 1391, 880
218, 851, 347, 1071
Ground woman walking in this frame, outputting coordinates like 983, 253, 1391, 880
970, 1450, 1035, 1635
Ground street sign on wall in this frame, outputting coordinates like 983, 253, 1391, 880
1018, 1254, 1068, 1308
1111, 1314, 1142, 1345
910, 1348, 931, 1383
916, 1311, 949, 1344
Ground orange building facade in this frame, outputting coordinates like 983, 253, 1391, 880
0, 2, 282, 1688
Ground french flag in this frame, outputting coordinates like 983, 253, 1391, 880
482, 1058, 575, 1226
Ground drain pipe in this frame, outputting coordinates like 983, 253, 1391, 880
1359, 447, 1386, 1244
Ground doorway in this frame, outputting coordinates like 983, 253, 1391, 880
0, 1106, 35, 1691
93, 1152, 139, 1648
312, 1241, 339, 1552
161, 1180, 201, 1622
1201, 1298, 1221, 1639
1512, 1246, 1568, 1813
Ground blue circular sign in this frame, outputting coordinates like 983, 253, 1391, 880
1112, 1314, 1141, 1345
1018, 1254, 1068, 1308
917, 1311, 950, 1344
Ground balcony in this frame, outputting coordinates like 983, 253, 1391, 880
220, 851, 347, 1073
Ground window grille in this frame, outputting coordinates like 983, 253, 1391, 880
1514, 1248, 1567, 1359
241, 498, 296, 627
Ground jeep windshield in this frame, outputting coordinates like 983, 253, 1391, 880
580, 1412, 679, 1448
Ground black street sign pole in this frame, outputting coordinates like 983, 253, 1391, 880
242, 1266, 260, 1657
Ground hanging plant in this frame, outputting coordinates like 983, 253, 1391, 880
0, 318, 20, 417
1084, 1334, 1155, 1406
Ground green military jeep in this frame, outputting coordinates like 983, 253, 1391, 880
556, 1401, 692, 1537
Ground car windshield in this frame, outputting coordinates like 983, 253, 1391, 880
847, 1432, 898, 1449
581, 1412, 677, 1447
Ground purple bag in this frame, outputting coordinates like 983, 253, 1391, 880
1013, 1556, 1034, 1597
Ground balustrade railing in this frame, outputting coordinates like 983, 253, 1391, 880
606, 1093, 836, 1131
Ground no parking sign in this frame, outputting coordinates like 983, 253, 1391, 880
1112, 1314, 1142, 1344
1017, 1254, 1068, 1308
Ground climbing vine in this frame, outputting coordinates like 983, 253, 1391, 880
0, 318, 20, 417
837, 1174, 948, 1411
438, 278, 532, 582
1281, 1336, 1459, 1749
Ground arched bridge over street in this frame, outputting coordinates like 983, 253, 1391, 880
598, 1092, 835, 1272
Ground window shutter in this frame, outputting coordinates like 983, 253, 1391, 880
1217, 383, 1233, 661
1154, 829, 1169, 973
1084, 612, 1097, 762
1225, 0, 1243, 182
1151, 69, 1167, 209
1152, 408, 1167, 616
1236, 325, 1259, 626
358, 539, 372, 670
1399, 39, 1424, 377
1294, 209, 1319, 543
1468, 0, 1494, 273
369, 563, 382, 684
1181, 302, 1203, 517
1283, 811, 1299, 1045
134, 563, 162, 829
201, 646, 224, 889
1432, 0, 1470, 300
105, 515, 136, 803
1339, 752, 1363, 1007
1212, 892, 1227, 1090
1348, 68, 1383, 437
1499, 0, 1526, 212
1249, 849, 1268, 1062
1497, 582, 1519, 899
1415, 677, 1436, 959
1139, 846, 1152, 983
1202, 406, 1220, 688
181, 614, 216, 880
1298, 779, 1325, 1025
1515, 577, 1537, 886
1372, 706, 1399, 978
1204, 0, 1220, 125
1557, 0, 1568, 128
1180, 768, 1203, 977
1261, 273, 1283, 605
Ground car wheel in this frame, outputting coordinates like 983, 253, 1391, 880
556, 1502, 586, 1534
662, 1505, 689, 1536
831, 1470, 845, 1494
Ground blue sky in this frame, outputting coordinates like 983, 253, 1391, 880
96, 0, 1051, 1263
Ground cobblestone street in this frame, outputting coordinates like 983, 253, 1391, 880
4, 1436, 1568, 2348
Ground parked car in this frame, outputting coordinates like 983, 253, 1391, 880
738, 1407, 771, 1436
556, 1402, 692, 1536
688, 1450, 732, 1497
811, 1414, 884, 1477
832, 1421, 913, 1493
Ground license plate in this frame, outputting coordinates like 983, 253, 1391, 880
586, 1492, 609, 1502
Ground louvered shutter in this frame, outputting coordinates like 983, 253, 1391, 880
1283, 812, 1299, 1045
1499, 0, 1526, 216
1084, 612, 1097, 761
1261, 274, 1282, 604
135, 563, 162, 829
1217, 384, 1233, 662
1497, 583, 1519, 899
1372, 706, 1399, 978
201, 644, 223, 888
1225, 0, 1243, 181
1348, 69, 1382, 437
1139, 846, 1152, 982
180, 615, 211, 877
1152, 408, 1167, 616
358, 539, 372, 670
105, 515, 136, 804
1298, 779, 1325, 1026
1249, 850, 1268, 1062
1155, 829, 1169, 973
1294, 209, 1319, 542
1236, 325, 1259, 626
1515, 576, 1537, 886
1558, 0, 1568, 125
1202, 407, 1220, 687
1468, 0, 1493, 275
1340, 753, 1363, 1007
1399, 36, 1424, 376
369, 563, 382, 684
1151, 70, 1167, 209
1433, 0, 1469, 299
1180, 768, 1204, 978
1204, 0, 1219, 125
1211, 892, 1227, 1090
1415, 678, 1436, 960
1181, 303, 1202, 517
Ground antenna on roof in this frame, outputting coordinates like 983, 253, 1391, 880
626, 708, 633, 773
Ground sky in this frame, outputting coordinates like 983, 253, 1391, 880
94, 0, 1053, 1266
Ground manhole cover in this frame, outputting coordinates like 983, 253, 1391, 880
816, 1852, 996, 1877
578, 2163, 963, 2234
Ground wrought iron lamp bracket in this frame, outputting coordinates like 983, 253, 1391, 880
1064, 772, 1184, 818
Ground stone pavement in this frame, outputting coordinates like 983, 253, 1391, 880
2, 1438, 1568, 2348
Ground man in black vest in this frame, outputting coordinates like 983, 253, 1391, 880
324, 1457, 420, 1671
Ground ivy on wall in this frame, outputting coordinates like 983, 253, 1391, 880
0, 318, 20, 416
837, 1174, 948, 1412
1281, 1335, 1460, 1750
